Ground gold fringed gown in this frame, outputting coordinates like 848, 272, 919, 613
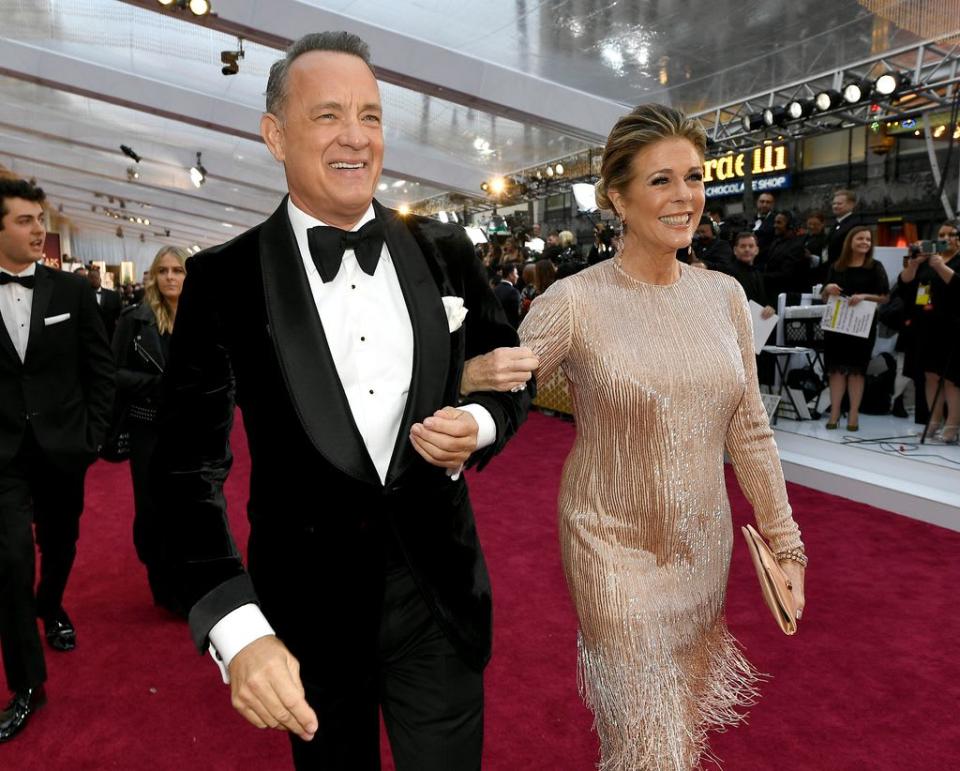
519, 259, 804, 770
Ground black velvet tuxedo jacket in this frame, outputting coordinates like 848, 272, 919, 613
95, 287, 122, 342
155, 199, 530, 675
0, 265, 115, 472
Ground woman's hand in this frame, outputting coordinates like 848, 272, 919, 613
822, 283, 842, 298
460, 347, 539, 394
760, 305, 776, 320
848, 293, 864, 306
779, 561, 806, 621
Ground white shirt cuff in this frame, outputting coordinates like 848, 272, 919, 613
207, 603, 275, 684
447, 403, 497, 481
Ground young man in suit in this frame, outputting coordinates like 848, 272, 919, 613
0, 178, 114, 742
154, 32, 530, 770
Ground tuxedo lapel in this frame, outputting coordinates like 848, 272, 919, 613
259, 198, 380, 487
0, 305, 20, 366
377, 202, 451, 486
23, 265, 52, 366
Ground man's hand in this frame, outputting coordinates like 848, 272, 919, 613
460, 347, 539, 395
228, 636, 317, 742
410, 407, 479, 469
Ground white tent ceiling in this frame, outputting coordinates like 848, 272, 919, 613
0, 0, 951, 250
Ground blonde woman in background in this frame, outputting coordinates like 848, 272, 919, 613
112, 246, 188, 615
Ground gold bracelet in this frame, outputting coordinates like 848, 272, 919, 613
776, 548, 808, 568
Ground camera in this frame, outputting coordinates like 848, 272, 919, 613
919, 239, 948, 254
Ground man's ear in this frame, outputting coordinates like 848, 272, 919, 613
260, 113, 285, 163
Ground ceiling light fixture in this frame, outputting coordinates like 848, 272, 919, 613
221, 39, 244, 76
785, 99, 814, 120
875, 71, 907, 96
190, 152, 207, 187
120, 144, 141, 163
814, 89, 842, 112
741, 113, 764, 132
842, 80, 870, 104
126, 166, 139, 181
762, 106, 788, 127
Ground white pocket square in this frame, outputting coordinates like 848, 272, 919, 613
441, 296, 468, 333
44, 313, 70, 326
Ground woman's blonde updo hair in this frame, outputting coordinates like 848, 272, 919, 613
595, 104, 707, 215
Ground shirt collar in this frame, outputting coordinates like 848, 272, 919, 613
286, 197, 376, 238
0, 262, 37, 278
836, 211, 852, 223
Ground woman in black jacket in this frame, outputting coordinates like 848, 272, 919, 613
113, 246, 187, 613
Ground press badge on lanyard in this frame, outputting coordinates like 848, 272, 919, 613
916, 283, 931, 306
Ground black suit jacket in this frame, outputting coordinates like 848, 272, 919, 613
493, 280, 521, 328
827, 212, 865, 265
0, 266, 115, 472
95, 287, 122, 341
154, 199, 529, 675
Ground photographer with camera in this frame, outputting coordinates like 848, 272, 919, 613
692, 215, 733, 271
894, 223, 960, 443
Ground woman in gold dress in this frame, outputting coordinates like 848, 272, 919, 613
516, 105, 807, 769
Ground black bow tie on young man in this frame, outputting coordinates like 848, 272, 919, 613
307, 218, 385, 283
0, 273, 35, 289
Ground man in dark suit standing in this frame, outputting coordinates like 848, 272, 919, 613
0, 179, 114, 742
493, 261, 521, 328
752, 191, 777, 259
826, 188, 863, 269
86, 267, 121, 342
154, 32, 529, 770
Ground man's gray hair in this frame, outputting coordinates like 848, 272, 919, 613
265, 31, 373, 117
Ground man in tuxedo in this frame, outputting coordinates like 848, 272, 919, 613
493, 262, 521, 328
153, 32, 529, 770
0, 179, 114, 741
86, 268, 121, 341
826, 188, 863, 268
752, 191, 777, 259
762, 211, 810, 298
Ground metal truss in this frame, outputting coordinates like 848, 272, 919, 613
696, 30, 960, 153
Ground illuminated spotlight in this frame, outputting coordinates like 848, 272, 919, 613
398, 203, 411, 216
875, 71, 906, 96
814, 89, 841, 112
126, 166, 139, 181
157, 0, 175, 4
189, 151, 207, 188
954, 124, 960, 140
489, 176, 507, 195
480, 181, 489, 193
188, 0, 211, 15
842, 80, 871, 104
377, 183, 388, 191
555, 163, 564, 176
785, 99, 814, 120
762, 106, 788, 127
934, 124, 947, 139
545, 165, 554, 177
741, 112, 764, 131
901, 118, 917, 129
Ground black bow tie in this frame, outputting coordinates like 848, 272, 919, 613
0, 272, 35, 289
307, 219, 384, 283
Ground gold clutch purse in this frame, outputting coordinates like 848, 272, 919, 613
741, 524, 797, 635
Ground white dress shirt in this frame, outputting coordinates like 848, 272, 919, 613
207, 199, 496, 682
0, 262, 37, 363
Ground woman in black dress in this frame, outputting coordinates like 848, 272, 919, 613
113, 246, 188, 613
895, 222, 960, 443
821, 226, 890, 430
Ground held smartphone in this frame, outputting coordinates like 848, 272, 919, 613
919, 239, 949, 254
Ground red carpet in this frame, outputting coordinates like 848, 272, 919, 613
2, 411, 958, 769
